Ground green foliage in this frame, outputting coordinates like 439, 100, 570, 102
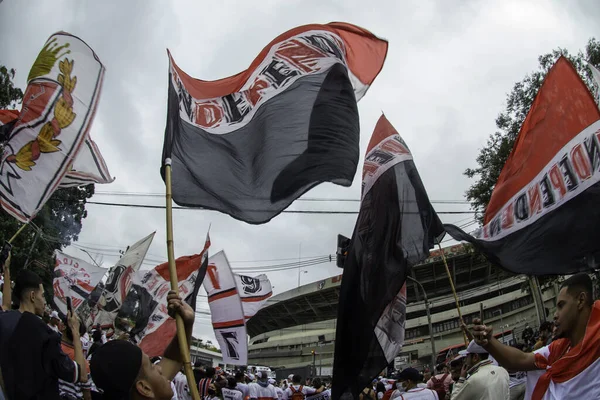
464, 38, 600, 222
0, 66, 24, 109
0, 66, 94, 304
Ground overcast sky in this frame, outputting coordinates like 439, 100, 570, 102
1, 0, 599, 344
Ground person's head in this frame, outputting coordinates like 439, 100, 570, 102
465, 341, 489, 369
228, 377, 238, 389
50, 310, 60, 326
435, 363, 447, 374
449, 357, 464, 381
235, 371, 245, 382
376, 381, 386, 393
554, 273, 594, 340
539, 321, 554, 339
397, 368, 420, 391
14, 269, 45, 316
92, 329, 102, 342
256, 371, 269, 382
312, 378, 322, 389
91, 340, 173, 400
421, 369, 431, 382
292, 374, 302, 384
205, 367, 216, 380
62, 315, 85, 343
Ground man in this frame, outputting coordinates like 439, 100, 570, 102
223, 377, 244, 400
533, 321, 554, 351
421, 369, 432, 386
48, 310, 61, 334
283, 374, 324, 400
58, 315, 92, 400
522, 324, 534, 349
89, 290, 195, 399
198, 366, 216, 397
0, 269, 87, 399
426, 364, 452, 399
249, 371, 278, 400
450, 341, 509, 400
472, 273, 600, 400
269, 378, 284, 400
236, 371, 250, 399
394, 368, 437, 399
446, 352, 465, 400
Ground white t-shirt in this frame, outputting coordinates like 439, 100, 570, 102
396, 387, 438, 400
173, 371, 191, 400
525, 344, 600, 400
283, 384, 317, 400
223, 387, 244, 400
274, 386, 284, 400
249, 382, 278, 400
237, 382, 250, 399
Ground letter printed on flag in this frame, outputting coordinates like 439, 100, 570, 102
162, 22, 388, 224
0, 32, 106, 222
332, 115, 445, 400
446, 57, 600, 275
204, 251, 247, 365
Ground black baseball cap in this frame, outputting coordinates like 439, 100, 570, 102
90, 340, 143, 399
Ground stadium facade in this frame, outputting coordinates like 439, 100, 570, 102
246, 244, 560, 375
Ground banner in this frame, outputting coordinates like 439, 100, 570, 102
53, 250, 106, 315
93, 232, 155, 326
446, 57, 600, 275
204, 251, 247, 365
0, 32, 106, 222
162, 22, 387, 224
235, 273, 272, 320
332, 115, 444, 399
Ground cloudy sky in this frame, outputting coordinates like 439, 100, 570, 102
1, 0, 598, 343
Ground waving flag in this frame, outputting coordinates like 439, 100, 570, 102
53, 251, 106, 315
446, 57, 600, 275
332, 115, 444, 400
204, 251, 247, 365
93, 232, 155, 327
235, 274, 273, 320
118, 234, 210, 357
162, 22, 387, 224
0, 32, 107, 222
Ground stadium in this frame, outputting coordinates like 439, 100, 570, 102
246, 244, 560, 377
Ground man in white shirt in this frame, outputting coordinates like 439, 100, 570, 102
269, 378, 284, 400
394, 368, 438, 399
283, 374, 324, 400
451, 341, 509, 400
48, 310, 61, 334
249, 371, 278, 400
472, 273, 600, 400
223, 377, 244, 400
236, 371, 250, 399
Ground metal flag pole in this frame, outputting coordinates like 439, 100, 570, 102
164, 159, 201, 400
437, 241, 469, 346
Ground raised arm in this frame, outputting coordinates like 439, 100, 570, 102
472, 318, 538, 372
160, 290, 195, 380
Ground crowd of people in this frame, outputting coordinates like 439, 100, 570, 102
0, 245, 598, 400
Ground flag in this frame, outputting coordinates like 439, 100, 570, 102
588, 61, 600, 106
162, 22, 388, 224
332, 115, 445, 400
94, 232, 155, 327
53, 251, 106, 316
118, 234, 210, 357
0, 32, 107, 222
204, 251, 247, 365
235, 273, 273, 320
445, 57, 600, 275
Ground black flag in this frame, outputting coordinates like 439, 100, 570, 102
332, 115, 444, 400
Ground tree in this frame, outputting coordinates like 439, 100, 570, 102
0, 66, 95, 304
464, 38, 600, 222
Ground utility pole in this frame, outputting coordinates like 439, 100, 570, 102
407, 276, 436, 367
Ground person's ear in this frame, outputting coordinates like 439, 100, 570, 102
135, 379, 154, 398
578, 292, 587, 310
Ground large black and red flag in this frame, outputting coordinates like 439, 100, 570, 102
332, 115, 444, 400
445, 57, 600, 275
161, 22, 387, 224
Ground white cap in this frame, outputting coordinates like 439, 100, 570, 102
268, 378, 276, 385
50, 311, 59, 319
466, 340, 488, 354
288, 374, 294, 380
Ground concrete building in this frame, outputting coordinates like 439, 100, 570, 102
190, 345, 224, 368
247, 244, 559, 374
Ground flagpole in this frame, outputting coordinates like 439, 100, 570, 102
8, 223, 29, 244
437, 241, 469, 346
165, 159, 201, 400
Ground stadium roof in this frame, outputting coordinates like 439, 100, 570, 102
246, 244, 514, 337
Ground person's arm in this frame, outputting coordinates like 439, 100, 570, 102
67, 311, 88, 383
2, 253, 11, 310
160, 290, 195, 381
471, 318, 537, 372
450, 364, 477, 400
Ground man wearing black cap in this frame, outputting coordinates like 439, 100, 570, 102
394, 368, 437, 399
90, 290, 195, 399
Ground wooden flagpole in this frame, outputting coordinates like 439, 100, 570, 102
437, 241, 469, 346
165, 159, 201, 400
8, 223, 29, 244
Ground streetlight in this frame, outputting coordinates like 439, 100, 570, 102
407, 276, 436, 368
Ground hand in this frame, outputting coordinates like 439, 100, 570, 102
67, 310, 81, 337
472, 318, 493, 346
167, 290, 194, 327
460, 362, 469, 378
